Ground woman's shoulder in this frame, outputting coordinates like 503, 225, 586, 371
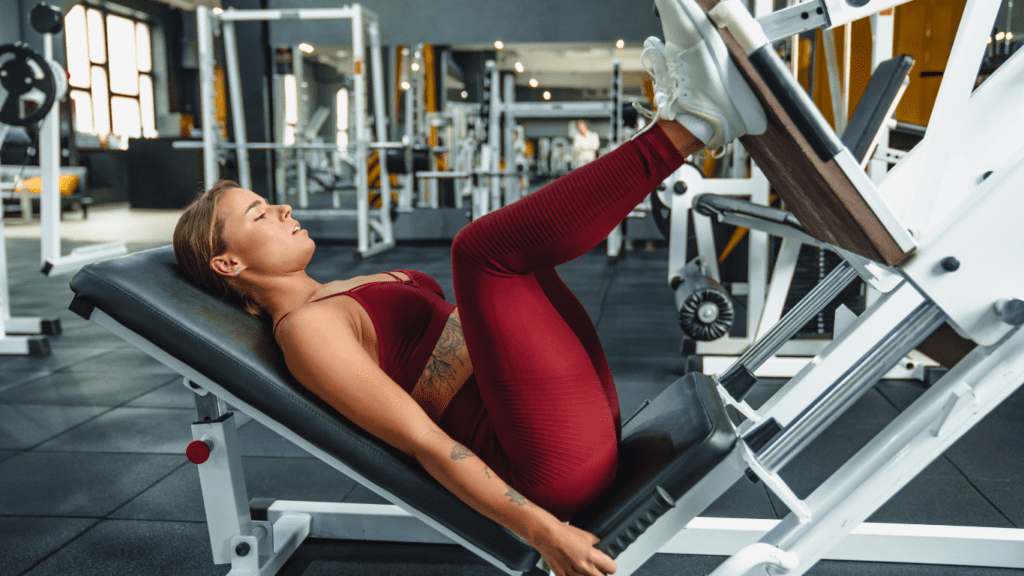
274, 294, 362, 344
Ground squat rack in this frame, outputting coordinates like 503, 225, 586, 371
192, 4, 395, 259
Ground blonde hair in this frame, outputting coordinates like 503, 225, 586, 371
173, 180, 264, 316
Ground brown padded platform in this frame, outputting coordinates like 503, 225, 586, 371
694, 0, 912, 266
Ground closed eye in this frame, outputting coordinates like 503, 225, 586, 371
255, 213, 266, 221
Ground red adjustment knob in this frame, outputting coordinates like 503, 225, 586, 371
186, 440, 212, 464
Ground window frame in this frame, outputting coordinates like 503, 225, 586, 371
65, 3, 157, 144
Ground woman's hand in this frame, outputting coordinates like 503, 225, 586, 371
531, 521, 617, 576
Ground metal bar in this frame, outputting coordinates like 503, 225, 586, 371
821, 25, 846, 135
727, 260, 857, 380
173, 141, 347, 150
488, 61, 501, 212
217, 7, 356, 21
352, 6, 369, 255
192, 413, 252, 564
503, 73, 517, 205
38, 33, 61, 271
0, 218, 11, 330
755, 239, 802, 341
403, 47, 417, 209
294, 45, 309, 209
680, 518, 1024, 568
196, 7, 219, 190
368, 17, 394, 247
292, 209, 361, 217
757, 299, 946, 473
221, 21, 252, 191
746, 171, 771, 347
415, 171, 528, 179
502, 101, 614, 119
842, 23, 852, 135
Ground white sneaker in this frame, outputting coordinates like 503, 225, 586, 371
639, 0, 767, 149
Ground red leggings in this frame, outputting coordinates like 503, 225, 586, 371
441, 125, 685, 520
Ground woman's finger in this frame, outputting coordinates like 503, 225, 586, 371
591, 549, 617, 574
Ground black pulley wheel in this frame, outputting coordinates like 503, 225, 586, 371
672, 258, 735, 341
678, 288, 734, 341
30, 3, 64, 34
0, 43, 57, 127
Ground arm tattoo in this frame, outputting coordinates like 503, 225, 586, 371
505, 484, 537, 507
484, 465, 535, 507
418, 313, 465, 398
450, 443, 473, 460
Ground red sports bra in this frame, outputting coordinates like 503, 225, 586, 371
273, 270, 456, 393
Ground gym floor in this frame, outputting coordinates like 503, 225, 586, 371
0, 206, 1021, 576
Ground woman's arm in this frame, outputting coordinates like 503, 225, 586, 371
415, 430, 617, 576
278, 305, 616, 576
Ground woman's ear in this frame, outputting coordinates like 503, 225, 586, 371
210, 253, 241, 278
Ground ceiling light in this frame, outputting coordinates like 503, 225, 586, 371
616, 39, 625, 49
1007, 31, 1014, 41
400, 81, 411, 91
411, 62, 420, 72
528, 78, 538, 88
542, 90, 551, 101
514, 62, 524, 73
212, 7, 223, 14
987, 36, 993, 44
299, 43, 314, 54
494, 40, 504, 50
995, 31, 1005, 41
461, 90, 468, 99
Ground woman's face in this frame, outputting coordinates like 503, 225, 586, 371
211, 187, 314, 278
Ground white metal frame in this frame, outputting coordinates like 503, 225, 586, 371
37, 31, 127, 277
0, 214, 50, 355
195, 5, 395, 259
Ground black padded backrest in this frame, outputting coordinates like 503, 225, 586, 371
841, 55, 915, 163
68, 246, 541, 572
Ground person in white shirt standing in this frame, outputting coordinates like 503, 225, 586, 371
571, 120, 601, 169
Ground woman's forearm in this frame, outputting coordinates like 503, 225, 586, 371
415, 432, 560, 548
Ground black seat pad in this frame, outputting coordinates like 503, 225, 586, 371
69, 246, 736, 570
575, 372, 736, 533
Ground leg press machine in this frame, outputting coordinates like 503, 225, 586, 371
68, 0, 1024, 574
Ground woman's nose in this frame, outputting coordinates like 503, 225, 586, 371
279, 204, 292, 219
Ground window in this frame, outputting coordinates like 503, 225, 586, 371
65, 4, 157, 147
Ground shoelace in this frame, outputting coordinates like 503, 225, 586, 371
635, 39, 727, 158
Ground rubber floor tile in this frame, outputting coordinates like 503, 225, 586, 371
20, 519, 228, 576
0, 451, 183, 516
33, 407, 195, 453
0, 403, 108, 449
0, 516, 99, 576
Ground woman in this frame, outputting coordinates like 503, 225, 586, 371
173, 2, 765, 574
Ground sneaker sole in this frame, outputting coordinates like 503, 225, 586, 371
669, 0, 768, 137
